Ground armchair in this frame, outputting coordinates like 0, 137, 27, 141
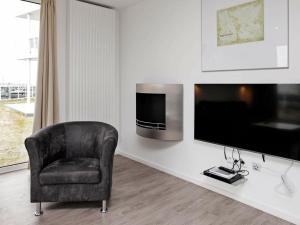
25, 121, 118, 216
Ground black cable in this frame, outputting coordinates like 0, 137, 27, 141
230, 148, 250, 177
232, 148, 241, 162
262, 154, 266, 162
224, 146, 228, 160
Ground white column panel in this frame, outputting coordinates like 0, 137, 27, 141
67, 0, 119, 129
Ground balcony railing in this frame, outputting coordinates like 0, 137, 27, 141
0, 83, 36, 101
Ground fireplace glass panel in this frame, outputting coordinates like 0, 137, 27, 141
136, 93, 166, 130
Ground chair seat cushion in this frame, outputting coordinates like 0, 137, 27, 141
40, 158, 101, 185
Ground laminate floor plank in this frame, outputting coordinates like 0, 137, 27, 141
0, 155, 293, 225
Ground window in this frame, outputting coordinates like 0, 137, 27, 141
0, 0, 40, 170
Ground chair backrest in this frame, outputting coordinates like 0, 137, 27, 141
63, 121, 115, 159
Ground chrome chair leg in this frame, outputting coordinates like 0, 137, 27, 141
101, 200, 107, 213
34, 202, 43, 216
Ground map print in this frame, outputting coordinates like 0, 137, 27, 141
217, 0, 264, 47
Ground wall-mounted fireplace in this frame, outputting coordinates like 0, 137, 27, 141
136, 84, 183, 141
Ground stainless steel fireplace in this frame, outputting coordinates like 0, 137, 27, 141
136, 84, 183, 141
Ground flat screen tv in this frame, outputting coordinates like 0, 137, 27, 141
194, 84, 300, 161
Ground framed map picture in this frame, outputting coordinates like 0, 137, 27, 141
202, 0, 289, 71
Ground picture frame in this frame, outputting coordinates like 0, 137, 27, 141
201, 0, 289, 72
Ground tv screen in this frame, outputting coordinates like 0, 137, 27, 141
194, 84, 300, 161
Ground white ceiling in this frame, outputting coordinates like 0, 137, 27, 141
88, 0, 144, 9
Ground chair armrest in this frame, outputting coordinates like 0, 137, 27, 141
97, 128, 118, 192
100, 135, 118, 167
25, 124, 66, 173
25, 136, 45, 202
25, 137, 44, 172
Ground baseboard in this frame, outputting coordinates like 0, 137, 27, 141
0, 162, 28, 174
118, 151, 300, 225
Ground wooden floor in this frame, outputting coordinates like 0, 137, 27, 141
0, 155, 293, 225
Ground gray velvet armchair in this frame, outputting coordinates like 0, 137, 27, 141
24, 121, 118, 216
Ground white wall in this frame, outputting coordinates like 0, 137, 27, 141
119, 0, 300, 223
